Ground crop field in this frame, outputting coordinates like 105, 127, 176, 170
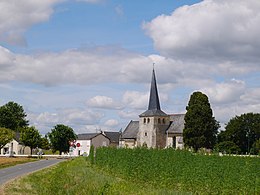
95, 147, 260, 194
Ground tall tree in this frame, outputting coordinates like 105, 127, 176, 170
0, 128, 14, 149
48, 124, 77, 155
0, 101, 29, 131
20, 126, 41, 155
220, 113, 260, 154
183, 91, 219, 151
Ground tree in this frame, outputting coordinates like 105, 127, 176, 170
183, 91, 219, 151
0, 101, 29, 131
0, 128, 14, 149
220, 113, 260, 154
214, 141, 241, 154
20, 126, 41, 155
48, 124, 77, 155
39, 135, 50, 150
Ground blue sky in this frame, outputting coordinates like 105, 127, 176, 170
0, 0, 259, 134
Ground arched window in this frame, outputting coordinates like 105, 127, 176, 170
144, 118, 146, 123
145, 132, 147, 136
158, 118, 161, 124
162, 118, 165, 124
147, 118, 150, 123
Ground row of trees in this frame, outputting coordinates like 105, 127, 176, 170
183, 91, 260, 154
0, 101, 77, 155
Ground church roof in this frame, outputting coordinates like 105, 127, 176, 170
104, 131, 120, 143
140, 68, 167, 117
167, 114, 185, 134
121, 120, 139, 139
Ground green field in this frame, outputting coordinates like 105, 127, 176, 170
4, 148, 260, 194
95, 147, 260, 194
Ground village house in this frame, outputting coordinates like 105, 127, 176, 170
120, 68, 185, 149
73, 131, 120, 156
0, 132, 30, 156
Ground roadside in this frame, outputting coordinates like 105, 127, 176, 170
0, 158, 66, 195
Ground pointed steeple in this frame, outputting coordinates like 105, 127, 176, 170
148, 68, 161, 110
140, 66, 167, 117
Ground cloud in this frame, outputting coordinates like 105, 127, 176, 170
144, 0, 260, 64
0, 0, 62, 45
200, 79, 246, 105
28, 108, 104, 134
104, 119, 119, 127
87, 95, 123, 110
122, 91, 149, 110
115, 5, 124, 16
0, 46, 157, 85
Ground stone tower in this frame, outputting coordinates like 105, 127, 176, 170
137, 68, 170, 148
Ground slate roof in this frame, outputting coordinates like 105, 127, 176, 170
121, 120, 139, 139
139, 68, 168, 117
167, 114, 185, 134
77, 133, 99, 140
104, 131, 120, 143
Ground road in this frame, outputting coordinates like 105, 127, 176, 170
0, 158, 65, 186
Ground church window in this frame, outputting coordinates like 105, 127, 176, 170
158, 118, 161, 124
144, 118, 146, 123
147, 118, 150, 123
163, 118, 165, 124
145, 132, 147, 136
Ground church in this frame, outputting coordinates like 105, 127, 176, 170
120, 68, 185, 149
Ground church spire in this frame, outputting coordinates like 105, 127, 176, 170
139, 65, 167, 117
148, 67, 161, 110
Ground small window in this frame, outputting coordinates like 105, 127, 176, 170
158, 118, 161, 124
144, 118, 146, 123
163, 118, 165, 124
147, 118, 150, 123
145, 132, 147, 136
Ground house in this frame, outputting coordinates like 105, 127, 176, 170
0, 132, 30, 155
120, 68, 185, 149
73, 131, 120, 156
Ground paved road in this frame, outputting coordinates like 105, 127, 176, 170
0, 159, 65, 186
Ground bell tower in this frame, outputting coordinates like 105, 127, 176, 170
137, 67, 170, 148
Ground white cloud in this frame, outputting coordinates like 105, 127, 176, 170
122, 91, 149, 110
0, 46, 156, 85
104, 119, 119, 127
200, 79, 246, 105
28, 108, 104, 134
0, 0, 62, 45
87, 95, 123, 110
144, 0, 260, 64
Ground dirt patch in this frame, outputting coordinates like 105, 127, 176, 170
0, 157, 34, 169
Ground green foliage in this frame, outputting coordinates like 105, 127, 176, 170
0, 101, 28, 131
220, 113, 260, 154
88, 145, 95, 165
20, 126, 41, 155
95, 147, 260, 194
214, 141, 241, 154
39, 135, 50, 150
48, 124, 77, 155
184, 91, 219, 151
0, 127, 14, 149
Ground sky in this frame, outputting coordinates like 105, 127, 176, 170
0, 0, 260, 135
